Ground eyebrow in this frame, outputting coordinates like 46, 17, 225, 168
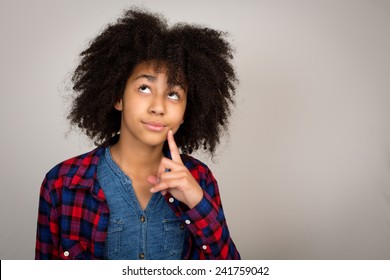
135, 74, 157, 82
135, 74, 186, 91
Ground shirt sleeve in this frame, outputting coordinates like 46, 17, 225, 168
178, 166, 240, 260
35, 176, 60, 259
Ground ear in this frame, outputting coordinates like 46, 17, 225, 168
114, 99, 123, 111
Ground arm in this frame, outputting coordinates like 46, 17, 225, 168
149, 130, 240, 259
35, 176, 60, 259
179, 167, 240, 259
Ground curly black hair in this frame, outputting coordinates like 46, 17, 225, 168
68, 7, 237, 155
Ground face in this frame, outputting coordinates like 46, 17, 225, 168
114, 61, 187, 149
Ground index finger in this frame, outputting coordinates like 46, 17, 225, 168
167, 130, 183, 163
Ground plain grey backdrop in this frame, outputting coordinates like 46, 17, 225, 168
1, 0, 389, 259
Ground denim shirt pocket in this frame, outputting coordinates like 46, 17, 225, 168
104, 218, 123, 259
161, 218, 187, 257
59, 238, 88, 260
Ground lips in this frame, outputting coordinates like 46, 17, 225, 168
142, 121, 167, 132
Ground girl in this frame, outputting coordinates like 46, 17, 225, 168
35, 8, 240, 260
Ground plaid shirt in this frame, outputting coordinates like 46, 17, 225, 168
35, 141, 240, 260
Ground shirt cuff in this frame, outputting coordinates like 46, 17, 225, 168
179, 191, 222, 240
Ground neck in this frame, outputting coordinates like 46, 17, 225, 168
110, 136, 164, 178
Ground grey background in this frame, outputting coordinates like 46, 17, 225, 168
1, 0, 389, 259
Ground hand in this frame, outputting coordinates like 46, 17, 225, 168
147, 130, 203, 209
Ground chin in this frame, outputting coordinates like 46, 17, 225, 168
141, 135, 166, 147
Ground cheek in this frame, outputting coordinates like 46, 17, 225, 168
124, 98, 145, 114
176, 106, 186, 124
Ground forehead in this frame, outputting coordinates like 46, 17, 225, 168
129, 61, 187, 89
130, 61, 166, 78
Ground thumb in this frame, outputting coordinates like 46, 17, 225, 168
147, 175, 168, 195
146, 175, 159, 185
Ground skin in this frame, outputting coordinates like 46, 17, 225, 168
110, 61, 203, 210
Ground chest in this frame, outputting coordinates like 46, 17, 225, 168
103, 193, 188, 260
99, 176, 187, 260
131, 178, 154, 210
96, 157, 188, 259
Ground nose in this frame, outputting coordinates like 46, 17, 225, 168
149, 94, 165, 115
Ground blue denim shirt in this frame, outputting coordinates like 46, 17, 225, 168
97, 147, 187, 259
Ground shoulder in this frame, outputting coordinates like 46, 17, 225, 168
181, 153, 209, 170
44, 145, 106, 184
38, 145, 108, 208
181, 154, 215, 182
181, 154, 221, 202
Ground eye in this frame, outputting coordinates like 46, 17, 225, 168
138, 85, 151, 94
167, 91, 180, 100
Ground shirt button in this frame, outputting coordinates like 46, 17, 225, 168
139, 253, 145, 259
169, 197, 174, 203
140, 216, 145, 223
63, 251, 70, 257
180, 223, 185, 230
185, 219, 191, 225
202, 245, 207, 250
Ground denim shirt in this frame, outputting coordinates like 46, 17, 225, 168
97, 147, 187, 259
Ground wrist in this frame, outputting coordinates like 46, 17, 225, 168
187, 189, 203, 209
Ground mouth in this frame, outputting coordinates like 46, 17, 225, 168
142, 121, 167, 132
